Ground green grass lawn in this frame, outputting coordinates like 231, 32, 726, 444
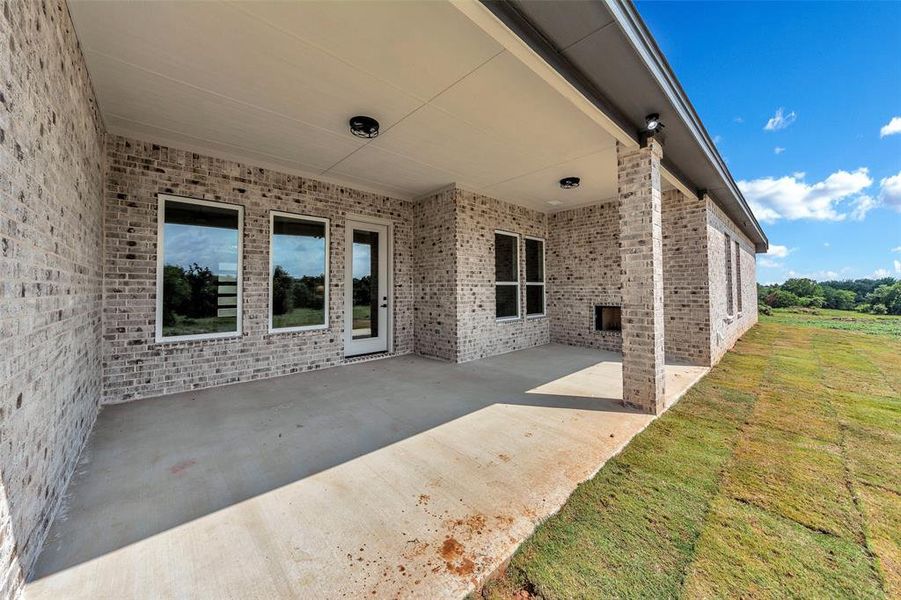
765, 307, 901, 337
482, 313, 900, 599
272, 307, 325, 329
162, 314, 237, 337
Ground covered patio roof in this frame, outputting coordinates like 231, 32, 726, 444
27, 345, 707, 599
70, 0, 629, 211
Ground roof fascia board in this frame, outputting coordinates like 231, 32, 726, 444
454, 0, 638, 148
603, 0, 767, 251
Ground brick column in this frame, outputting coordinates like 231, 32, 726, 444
617, 139, 665, 414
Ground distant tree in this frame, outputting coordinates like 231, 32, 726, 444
782, 278, 821, 299
183, 263, 218, 318
870, 303, 888, 315
821, 286, 857, 310
765, 289, 801, 308
864, 282, 901, 315
353, 275, 371, 307
162, 264, 190, 325
272, 266, 294, 315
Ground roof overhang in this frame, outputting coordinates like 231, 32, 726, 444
478, 0, 769, 252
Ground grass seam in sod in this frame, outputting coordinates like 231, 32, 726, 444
814, 335, 890, 594
675, 328, 782, 597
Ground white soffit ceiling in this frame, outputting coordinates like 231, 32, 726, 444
69, 0, 620, 211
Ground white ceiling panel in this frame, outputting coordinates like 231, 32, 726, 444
88, 53, 360, 173
428, 52, 615, 164
359, 104, 555, 188
70, 0, 619, 210
236, 1, 503, 102
481, 146, 618, 212
69, 2, 423, 137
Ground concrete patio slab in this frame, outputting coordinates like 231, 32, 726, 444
26, 344, 707, 600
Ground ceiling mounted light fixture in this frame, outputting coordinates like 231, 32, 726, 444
645, 113, 662, 131
559, 176, 581, 189
349, 115, 380, 139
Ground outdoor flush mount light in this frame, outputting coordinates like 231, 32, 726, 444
349, 115, 380, 138
645, 113, 663, 131
559, 176, 581, 189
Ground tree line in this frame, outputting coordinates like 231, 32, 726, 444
758, 277, 901, 315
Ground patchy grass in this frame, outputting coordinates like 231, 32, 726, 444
272, 307, 325, 329
482, 319, 898, 599
763, 307, 901, 337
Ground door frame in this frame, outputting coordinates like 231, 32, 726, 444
343, 214, 394, 357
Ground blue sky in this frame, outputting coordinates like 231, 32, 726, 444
636, 1, 901, 283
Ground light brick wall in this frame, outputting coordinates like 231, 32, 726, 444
547, 201, 622, 352
102, 135, 415, 404
412, 187, 457, 361
0, 1, 105, 597
706, 196, 758, 364
455, 189, 549, 362
618, 140, 666, 414
661, 189, 712, 365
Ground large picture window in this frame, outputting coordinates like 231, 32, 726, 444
157, 195, 242, 341
525, 236, 545, 317
495, 231, 520, 320
270, 212, 329, 332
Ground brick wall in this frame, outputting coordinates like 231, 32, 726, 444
102, 135, 415, 404
0, 1, 105, 597
547, 201, 622, 352
617, 140, 666, 413
412, 187, 457, 361
455, 189, 548, 362
706, 196, 758, 364
661, 189, 711, 365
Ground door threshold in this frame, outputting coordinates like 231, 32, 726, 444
343, 351, 393, 365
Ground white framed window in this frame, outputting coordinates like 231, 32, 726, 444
724, 234, 734, 316
524, 236, 546, 318
495, 230, 520, 321
269, 211, 330, 333
156, 194, 243, 342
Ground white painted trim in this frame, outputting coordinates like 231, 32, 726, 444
494, 230, 521, 321
523, 235, 546, 318
661, 166, 698, 201
344, 217, 393, 356
155, 194, 244, 343
267, 211, 330, 334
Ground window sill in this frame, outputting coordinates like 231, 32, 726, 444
267, 324, 329, 335
496, 316, 521, 323
155, 332, 242, 344
526, 313, 546, 320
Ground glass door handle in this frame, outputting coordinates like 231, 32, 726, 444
380, 303, 388, 308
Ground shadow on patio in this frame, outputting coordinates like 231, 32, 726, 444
27, 343, 706, 599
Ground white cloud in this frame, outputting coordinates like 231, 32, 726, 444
892, 246, 901, 253
764, 108, 797, 131
850, 194, 877, 221
734, 116, 744, 123
880, 116, 901, 138
738, 168, 873, 223
823, 242, 831, 248
766, 244, 791, 258
758, 258, 782, 269
713, 135, 723, 145
873, 268, 891, 278
878, 171, 901, 211
895, 260, 901, 274
774, 147, 786, 155
787, 269, 840, 280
